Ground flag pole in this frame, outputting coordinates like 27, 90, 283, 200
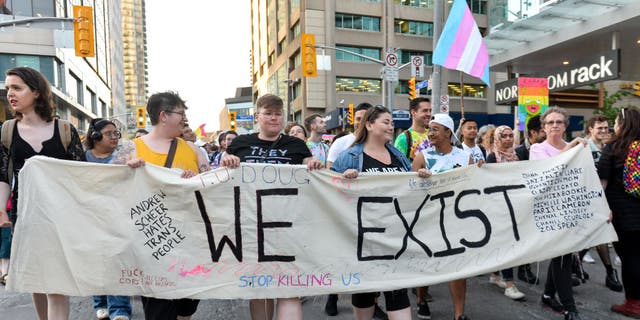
459, 71, 465, 118
432, 0, 444, 114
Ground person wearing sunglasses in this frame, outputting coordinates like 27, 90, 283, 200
84, 118, 132, 320
530, 107, 586, 320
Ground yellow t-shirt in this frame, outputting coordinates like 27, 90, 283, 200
134, 137, 199, 172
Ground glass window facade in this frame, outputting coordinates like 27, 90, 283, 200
336, 78, 381, 93
336, 13, 380, 32
447, 83, 486, 98
336, 45, 381, 62
0, 54, 55, 85
291, 21, 300, 38
394, 19, 433, 36
467, 0, 487, 14
399, 50, 432, 65
5, 0, 55, 17
395, 0, 433, 8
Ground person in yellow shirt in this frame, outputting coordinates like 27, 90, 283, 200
113, 91, 209, 320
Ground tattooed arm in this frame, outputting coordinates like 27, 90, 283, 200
113, 141, 145, 167
186, 141, 210, 173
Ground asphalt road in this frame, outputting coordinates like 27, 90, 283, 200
0, 251, 632, 319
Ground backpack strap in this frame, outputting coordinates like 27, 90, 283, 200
1, 119, 16, 150
56, 119, 72, 153
404, 130, 413, 159
1, 119, 17, 189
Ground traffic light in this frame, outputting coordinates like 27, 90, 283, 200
229, 111, 237, 131
136, 107, 146, 128
300, 34, 317, 77
408, 77, 417, 100
73, 6, 95, 57
347, 104, 354, 125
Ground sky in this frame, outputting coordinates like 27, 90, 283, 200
145, 1, 251, 133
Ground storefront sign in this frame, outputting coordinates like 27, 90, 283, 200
495, 50, 620, 104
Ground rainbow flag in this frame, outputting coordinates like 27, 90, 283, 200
432, 0, 490, 86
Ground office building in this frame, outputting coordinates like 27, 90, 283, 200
250, 0, 490, 131
0, 0, 125, 133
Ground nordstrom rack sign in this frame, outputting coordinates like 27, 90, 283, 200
495, 50, 620, 104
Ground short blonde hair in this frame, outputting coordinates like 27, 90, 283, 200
541, 106, 569, 127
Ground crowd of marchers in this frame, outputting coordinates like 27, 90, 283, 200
1, 66, 639, 320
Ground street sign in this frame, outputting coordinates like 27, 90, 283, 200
416, 80, 429, 90
384, 50, 399, 82
410, 55, 424, 78
392, 109, 411, 120
439, 95, 450, 113
236, 115, 254, 121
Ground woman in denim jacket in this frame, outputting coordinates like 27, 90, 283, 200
330, 106, 429, 320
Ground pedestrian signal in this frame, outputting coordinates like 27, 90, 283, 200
301, 34, 317, 77
73, 6, 95, 57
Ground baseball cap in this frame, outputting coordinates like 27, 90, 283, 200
430, 113, 460, 145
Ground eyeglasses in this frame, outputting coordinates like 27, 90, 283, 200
260, 111, 283, 118
545, 120, 565, 126
103, 131, 122, 139
165, 110, 187, 118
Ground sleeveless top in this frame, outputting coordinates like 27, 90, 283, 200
134, 137, 198, 172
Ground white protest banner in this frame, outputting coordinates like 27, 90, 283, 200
8, 146, 616, 299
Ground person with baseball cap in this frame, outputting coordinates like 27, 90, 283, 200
412, 113, 473, 320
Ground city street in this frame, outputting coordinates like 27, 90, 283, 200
0, 252, 632, 319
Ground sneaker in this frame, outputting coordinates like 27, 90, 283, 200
112, 316, 130, 320
96, 308, 109, 320
373, 303, 389, 320
455, 315, 471, 320
541, 294, 565, 314
564, 311, 583, 320
504, 286, 525, 300
489, 274, 507, 289
582, 252, 595, 264
416, 301, 431, 319
324, 294, 338, 316
606, 270, 623, 292
518, 265, 540, 285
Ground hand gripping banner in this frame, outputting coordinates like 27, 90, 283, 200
8, 146, 616, 299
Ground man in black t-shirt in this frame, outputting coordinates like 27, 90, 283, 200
221, 94, 322, 320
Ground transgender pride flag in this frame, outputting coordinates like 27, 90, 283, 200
433, 0, 490, 86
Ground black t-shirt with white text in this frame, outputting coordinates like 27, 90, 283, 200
362, 150, 405, 173
226, 133, 312, 165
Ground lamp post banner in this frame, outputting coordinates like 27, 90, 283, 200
9, 147, 616, 299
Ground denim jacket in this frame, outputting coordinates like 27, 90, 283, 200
330, 142, 412, 173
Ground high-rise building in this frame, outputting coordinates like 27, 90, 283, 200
0, 0, 125, 133
250, 0, 489, 131
121, 0, 148, 124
